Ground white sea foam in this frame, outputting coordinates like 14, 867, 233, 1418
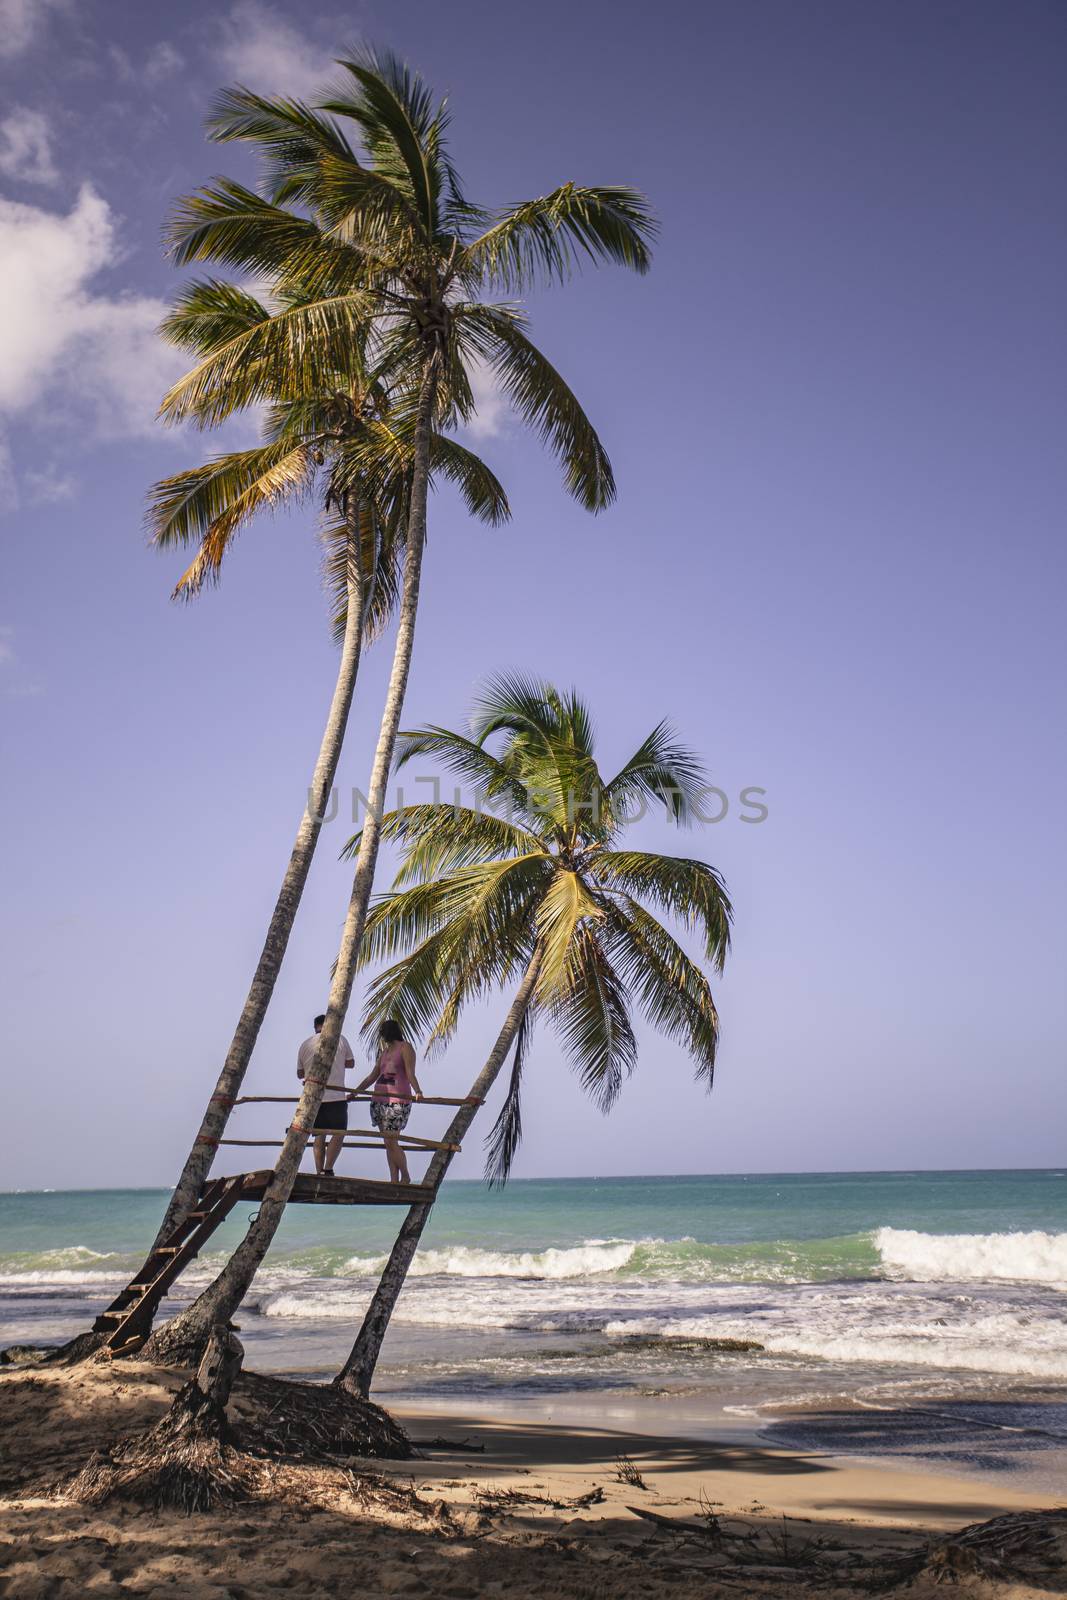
343, 1240, 639, 1280
0, 1269, 129, 1287
875, 1228, 1067, 1286
254, 1270, 1067, 1381
605, 1313, 1067, 1379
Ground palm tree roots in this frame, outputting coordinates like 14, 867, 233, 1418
60, 1326, 412, 1513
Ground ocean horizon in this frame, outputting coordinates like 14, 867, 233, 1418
6, 1164, 1066, 1196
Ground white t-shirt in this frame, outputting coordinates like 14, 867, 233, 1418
297, 1032, 355, 1102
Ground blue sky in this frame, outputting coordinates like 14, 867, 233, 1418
1, 0, 1064, 1190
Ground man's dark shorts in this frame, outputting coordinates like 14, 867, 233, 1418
313, 1099, 348, 1132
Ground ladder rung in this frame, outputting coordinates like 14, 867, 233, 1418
155, 1246, 183, 1254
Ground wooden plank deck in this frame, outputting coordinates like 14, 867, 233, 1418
219, 1170, 435, 1206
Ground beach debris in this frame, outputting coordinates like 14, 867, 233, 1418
234, 1369, 414, 1462
476, 1483, 606, 1513
871, 1507, 1067, 1591
614, 1454, 649, 1489
627, 1504, 714, 1535
0, 1343, 51, 1366
625, 1499, 1067, 1590
344, 1468, 455, 1526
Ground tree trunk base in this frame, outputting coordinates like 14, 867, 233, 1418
333, 1369, 370, 1402
63, 1328, 248, 1512
60, 1325, 413, 1512
141, 1316, 221, 1371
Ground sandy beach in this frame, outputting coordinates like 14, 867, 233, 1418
1, 1359, 1063, 1600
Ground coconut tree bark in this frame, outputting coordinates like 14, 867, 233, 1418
335, 948, 543, 1398
149, 500, 368, 1252
143, 360, 440, 1366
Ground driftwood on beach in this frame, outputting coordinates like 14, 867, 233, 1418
622, 1498, 1067, 1590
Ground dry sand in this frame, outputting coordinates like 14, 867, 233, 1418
0, 1360, 1063, 1599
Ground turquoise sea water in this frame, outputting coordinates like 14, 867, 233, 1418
3, 1170, 1066, 1488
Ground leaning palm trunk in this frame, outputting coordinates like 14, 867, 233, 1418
149, 502, 368, 1252
143, 363, 439, 1366
335, 949, 543, 1398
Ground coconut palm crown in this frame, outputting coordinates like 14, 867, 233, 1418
157, 47, 656, 510
149, 299, 510, 627
346, 675, 732, 1182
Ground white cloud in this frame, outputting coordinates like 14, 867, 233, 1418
0, 186, 181, 507
464, 356, 509, 440
0, 0, 68, 59
0, 107, 58, 185
25, 462, 76, 502
215, 1, 334, 98
0, 623, 42, 695
145, 40, 184, 83
112, 40, 185, 85
0, 433, 15, 511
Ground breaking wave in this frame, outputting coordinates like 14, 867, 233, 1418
3, 1229, 1065, 1289
875, 1228, 1067, 1286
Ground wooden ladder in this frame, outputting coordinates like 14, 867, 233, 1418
93, 1175, 246, 1355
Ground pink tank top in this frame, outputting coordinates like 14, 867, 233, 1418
373, 1042, 412, 1103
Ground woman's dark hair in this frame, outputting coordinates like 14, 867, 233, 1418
379, 1019, 403, 1044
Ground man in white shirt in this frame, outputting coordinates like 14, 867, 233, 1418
297, 1013, 355, 1178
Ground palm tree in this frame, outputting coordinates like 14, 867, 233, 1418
142, 53, 654, 1364
146, 294, 508, 1252
331, 674, 732, 1395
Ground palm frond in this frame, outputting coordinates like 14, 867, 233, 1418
158, 294, 374, 426
207, 88, 351, 202
429, 435, 510, 526
592, 851, 732, 971
348, 855, 549, 967
469, 671, 558, 748
319, 498, 398, 646
358, 923, 459, 1046
165, 178, 321, 271
470, 674, 606, 841
601, 896, 720, 1083
483, 1001, 534, 1186
380, 803, 545, 885
147, 443, 315, 597
459, 304, 614, 510
313, 151, 425, 247
601, 720, 708, 830
326, 50, 441, 235
549, 924, 636, 1110
147, 442, 314, 548
160, 279, 270, 356
391, 726, 533, 822
357, 857, 549, 1048
534, 869, 602, 997
466, 184, 657, 292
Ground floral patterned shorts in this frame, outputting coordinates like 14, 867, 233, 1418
369, 1100, 412, 1135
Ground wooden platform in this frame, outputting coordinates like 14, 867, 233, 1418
223, 1170, 436, 1206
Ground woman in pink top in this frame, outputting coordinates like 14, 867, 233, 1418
352, 1020, 423, 1184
